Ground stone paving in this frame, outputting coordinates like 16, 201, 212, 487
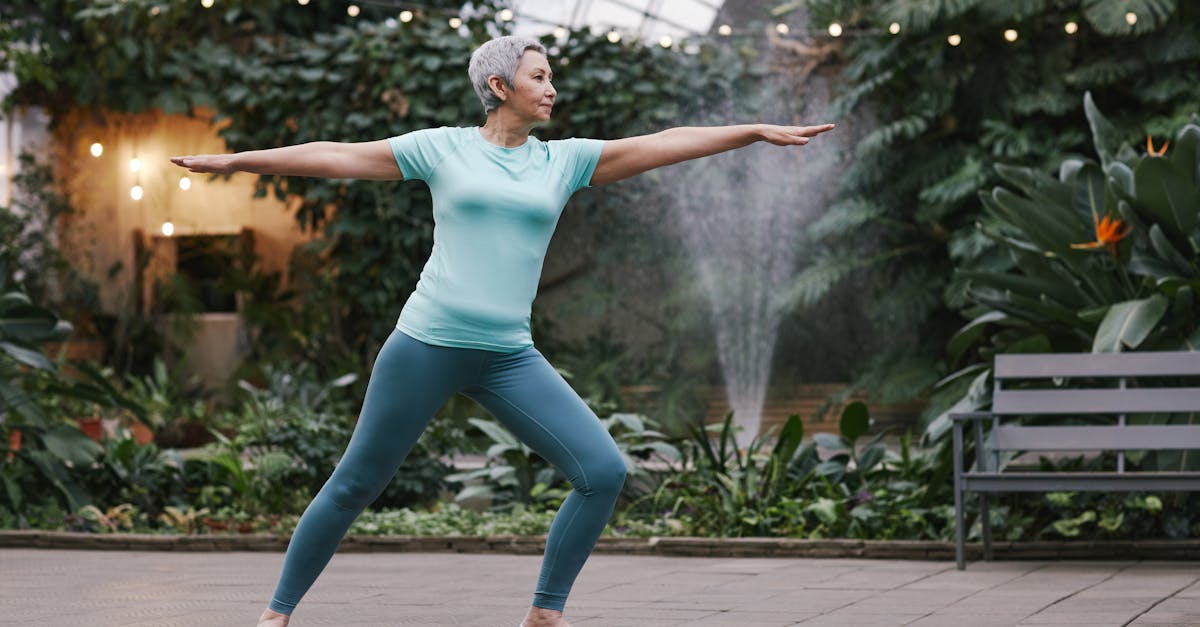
1, 548, 1198, 626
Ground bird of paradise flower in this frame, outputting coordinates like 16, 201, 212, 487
1070, 135, 1167, 255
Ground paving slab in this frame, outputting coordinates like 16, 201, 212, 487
0, 548, 1195, 626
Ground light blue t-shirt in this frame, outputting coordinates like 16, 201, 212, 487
387, 126, 605, 351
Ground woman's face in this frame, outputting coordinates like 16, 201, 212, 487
495, 50, 556, 123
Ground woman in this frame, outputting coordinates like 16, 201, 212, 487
171, 35, 833, 627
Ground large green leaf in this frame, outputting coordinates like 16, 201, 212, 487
1169, 123, 1200, 185
839, 401, 870, 443
40, 423, 103, 466
1092, 295, 1169, 352
1135, 156, 1197, 239
1072, 162, 1107, 223
1083, 91, 1124, 168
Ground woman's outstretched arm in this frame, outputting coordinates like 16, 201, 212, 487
589, 123, 835, 185
169, 139, 402, 181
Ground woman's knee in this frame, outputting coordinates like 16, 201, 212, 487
579, 454, 627, 496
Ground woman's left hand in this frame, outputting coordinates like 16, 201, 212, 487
758, 123, 836, 146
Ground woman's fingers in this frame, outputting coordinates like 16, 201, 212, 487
796, 123, 836, 137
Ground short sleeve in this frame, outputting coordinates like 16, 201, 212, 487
550, 137, 606, 194
387, 127, 451, 181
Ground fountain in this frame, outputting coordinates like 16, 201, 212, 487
667, 23, 843, 448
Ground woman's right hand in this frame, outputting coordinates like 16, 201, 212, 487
170, 153, 238, 175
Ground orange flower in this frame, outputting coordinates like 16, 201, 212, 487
1071, 214, 1132, 255
1146, 135, 1169, 156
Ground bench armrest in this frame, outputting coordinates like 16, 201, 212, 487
949, 412, 994, 422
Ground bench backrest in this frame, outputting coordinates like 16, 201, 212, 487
988, 351, 1200, 454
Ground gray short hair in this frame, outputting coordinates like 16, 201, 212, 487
468, 36, 548, 114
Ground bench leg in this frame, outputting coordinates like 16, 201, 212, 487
953, 424, 965, 570
981, 494, 993, 561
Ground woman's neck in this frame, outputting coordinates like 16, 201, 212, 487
479, 110, 535, 148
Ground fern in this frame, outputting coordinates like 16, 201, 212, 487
805, 198, 886, 240
856, 113, 931, 156
1083, 0, 1177, 36
883, 0, 986, 35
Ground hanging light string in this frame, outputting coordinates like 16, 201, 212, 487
179, 0, 1117, 50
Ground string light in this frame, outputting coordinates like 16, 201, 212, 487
1004, 28, 1018, 42
606, 30, 620, 43
347, 4, 359, 17
129, 157, 142, 172
179, 176, 191, 191
200, 0, 213, 7
775, 23, 789, 35
297, 0, 309, 5
659, 35, 673, 48
449, 17, 462, 28
553, 26, 567, 39
1065, 21, 1078, 34
718, 24, 732, 36
150, 6, 160, 16
889, 22, 900, 35
1125, 12, 1137, 25
130, 185, 143, 201
385, 17, 397, 28
828, 23, 842, 37
90, 142, 103, 157
161, 221, 175, 237
400, 10, 413, 22
498, 8, 513, 21
948, 34, 962, 46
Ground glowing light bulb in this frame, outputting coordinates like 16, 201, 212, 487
553, 27, 567, 39
828, 23, 842, 37
90, 142, 103, 157
449, 17, 462, 28
775, 23, 789, 35
1125, 12, 1137, 25
659, 35, 673, 48
400, 10, 413, 22
606, 30, 620, 43
150, 6, 160, 16
179, 176, 191, 191
385, 17, 397, 28
129, 157, 142, 172
1004, 29, 1018, 42
718, 24, 732, 36
1064, 21, 1078, 34
498, 8, 513, 21
948, 34, 962, 46
130, 185, 143, 201
161, 221, 175, 237
347, 4, 359, 17
200, 0, 213, 7
889, 22, 901, 35
297, 0, 309, 4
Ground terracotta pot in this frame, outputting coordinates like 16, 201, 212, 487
237, 521, 254, 534
127, 419, 155, 446
202, 517, 228, 531
77, 417, 104, 442
5, 429, 19, 462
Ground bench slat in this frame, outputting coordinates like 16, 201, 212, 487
990, 425, 1200, 450
995, 351, 1200, 378
993, 388, 1200, 414
963, 472, 1200, 492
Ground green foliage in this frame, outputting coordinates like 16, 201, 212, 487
443, 406, 681, 513
926, 95, 1200, 444
789, 0, 1200, 407
627, 403, 955, 539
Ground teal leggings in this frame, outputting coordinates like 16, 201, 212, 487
268, 329, 628, 615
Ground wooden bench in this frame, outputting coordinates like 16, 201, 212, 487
951, 351, 1200, 569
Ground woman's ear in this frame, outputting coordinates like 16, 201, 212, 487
488, 75, 507, 102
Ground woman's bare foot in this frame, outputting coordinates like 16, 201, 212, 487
257, 607, 290, 626
522, 605, 572, 627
